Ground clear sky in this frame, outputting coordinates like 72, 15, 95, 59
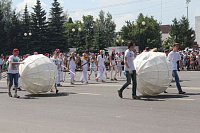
12, 0, 200, 31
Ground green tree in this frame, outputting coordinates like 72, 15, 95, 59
48, 0, 66, 52
170, 16, 195, 49
93, 10, 116, 51
121, 13, 161, 51
31, 0, 48, 53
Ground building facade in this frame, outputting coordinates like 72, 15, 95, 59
195, 16, 200, 45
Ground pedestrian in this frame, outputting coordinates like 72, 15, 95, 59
116, 52, 123, 78
96, 50, 106, 82
167, 43, 186, 94
88, 53, 97, 80
80, 53, 88, 84
117, 41, 139, 99
68, 51, 76, 84
7, 49, 24, 98
50, 49, 60, 93
110, 49, 117, 81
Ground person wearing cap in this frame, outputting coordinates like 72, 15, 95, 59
33, 52, 38, 55
80, 53, 88, 84
117, 41, 139, 99
110, 49, 117, 81
96, 50, 106, 82
67, 51, 76, 84
44, 53, 49, 57
7, 49, 24, 98
88, 53, 97, 80
167, 43, 186, 94
116, 52, 123, 78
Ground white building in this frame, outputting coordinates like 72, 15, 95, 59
195, 16, 200, 44
160, 25, 171, 42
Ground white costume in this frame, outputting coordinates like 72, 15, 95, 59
110, 53, 117, 79
117, 55, 123, 73
69, 57, 76, 83
96, 55, 105, 81
80, 58, 88, 83
51, 57, 61, 85
89, 56, 97, 76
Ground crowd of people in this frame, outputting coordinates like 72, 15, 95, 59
0, 43, 199, 99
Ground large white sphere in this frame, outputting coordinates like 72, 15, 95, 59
134, 52, 172, 96
19, 54, 58, 94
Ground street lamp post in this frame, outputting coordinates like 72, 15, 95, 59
134, 21, 146, 52
24, 31, 32, 52
186, 0, 191, 20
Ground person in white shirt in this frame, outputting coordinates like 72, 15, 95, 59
167, 43, 186, 94
80, 53, 88, 84
50, 49, 60, 93
96, 50, 106, 82
88, 53, 97, 80
68, 51, 76, 84
118, 41, 139, 99
7, 49, 24, 98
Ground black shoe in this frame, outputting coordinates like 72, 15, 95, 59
56, 90, 59, 94
111, 79, 114, 81
17, 87, 22, 91
114, 78, 117, 81
132, 95, 140, 100
164, 91, 168, 93
179, 91, 186, 94
8, 92, 12, 97
117, 90, 123, 98
14, 94, 20, 98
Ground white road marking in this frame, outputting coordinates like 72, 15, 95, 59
171, 98, 195, 101
78, 93, 101, 96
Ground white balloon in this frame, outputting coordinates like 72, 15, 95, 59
134, 52, 172, 96
19, 54, 58, 94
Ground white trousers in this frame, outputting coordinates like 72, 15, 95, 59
60, 70, 63, 81
89, 67, 97, 75
69, 68, 75, 82
57, 70, 61, 85
97, 66, 104, 81
80, 68, 88, 83
110, 65, 117, 79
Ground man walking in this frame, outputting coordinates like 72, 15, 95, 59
7, 49, 24, 98
167, 43, 186, 94
117, 41, 139, 99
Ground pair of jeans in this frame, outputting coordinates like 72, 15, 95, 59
120, 70, 137, 96
172, 70, 183, 93
8, 73, 19, 88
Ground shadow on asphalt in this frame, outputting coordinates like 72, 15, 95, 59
0, 92, 7, 94
25, 92, 77, 98
123, 94, 189, 102
185, 93, 200, 96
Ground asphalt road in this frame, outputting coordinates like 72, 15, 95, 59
0, 71, 200, 133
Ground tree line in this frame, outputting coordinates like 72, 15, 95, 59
0, 0, 196, 55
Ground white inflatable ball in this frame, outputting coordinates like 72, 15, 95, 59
134, 52, 172, 96
19, 54, 58, 94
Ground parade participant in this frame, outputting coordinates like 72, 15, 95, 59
67, 51, 76, 84
104, 51, 109, 79
196, 51, 200, 70
96, 50, 106, 82
88, 53, 97, 80
110, 49, 117, 81
33, 51, 38, 55
59, 53, 64, 82
116, 52, 123, 78
118, 41, 139, 99
44, 53, 49, 57
50, 49, 60, 93
7, 49, 24, 98
80, 53, 88, 84
167, 43, 186, 94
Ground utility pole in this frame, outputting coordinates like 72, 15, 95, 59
186, 0, 191, 20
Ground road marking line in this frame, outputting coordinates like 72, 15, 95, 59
171, 98, 195, 101
78, 93, 101, 96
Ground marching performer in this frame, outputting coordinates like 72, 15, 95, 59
116, 52, 123, 78
50, 49, 60, 93
67, 51, 76, 84
88, 53, 97, 80
80, 53, 88, 84
96, 50, 105, 82
110, 49, 117, 81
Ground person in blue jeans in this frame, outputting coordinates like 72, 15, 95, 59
7, 49, 24, 98
118, 41, 139, 99
167, 43, 186, 94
